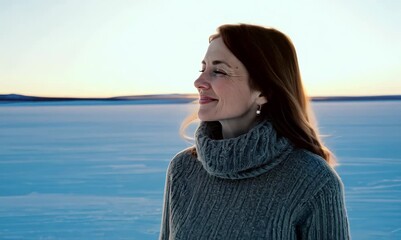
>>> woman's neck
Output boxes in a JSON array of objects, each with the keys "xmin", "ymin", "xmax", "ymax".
[{"xmin": 220, "ymin": 115, "xmax": 259, "ymax": 139}]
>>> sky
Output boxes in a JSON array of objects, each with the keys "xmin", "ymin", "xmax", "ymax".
[{"xmin": 0, "ymin": 0, "xmax": 400, "ymax": 97}]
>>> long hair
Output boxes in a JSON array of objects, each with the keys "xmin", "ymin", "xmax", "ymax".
[{"xmin": 183, "ymin": 23, "xmax": 335, "ymax": 166}]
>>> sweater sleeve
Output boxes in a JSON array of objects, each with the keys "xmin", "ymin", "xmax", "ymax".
[
  {"xmin": 159, "ymin": 166, "xmax": 172, "ymax": 240},
  {"xmin": 298, "ymin": 177, "xmax": 350, "ymax": 239}
]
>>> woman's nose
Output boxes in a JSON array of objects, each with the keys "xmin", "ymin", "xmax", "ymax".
[{"xmin": 194, "ymin": 73, "xmax": 210, "ymax": 91}]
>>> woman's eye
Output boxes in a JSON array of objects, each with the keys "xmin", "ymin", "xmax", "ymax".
[
  {"xmin": 213, "ymin": 70, "xmax": 227, "ymax": 75},
  {"xmin": 198, "ymin": 68, "xmax": 227, "ymax": 76}
]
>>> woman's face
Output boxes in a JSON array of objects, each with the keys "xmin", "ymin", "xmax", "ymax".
[{"xmin": 194, "ymin": 37, "xmax": 265, "ymax": 124}]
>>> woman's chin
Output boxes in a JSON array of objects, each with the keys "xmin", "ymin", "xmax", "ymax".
[{"xmin": 197, "ymin": 112, "xmax": 218, "ymax": 122}]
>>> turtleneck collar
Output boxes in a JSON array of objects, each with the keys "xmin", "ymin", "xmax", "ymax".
[{"xmin": 195, "ymin": 120, "xmax": 293, "ymax": 180}]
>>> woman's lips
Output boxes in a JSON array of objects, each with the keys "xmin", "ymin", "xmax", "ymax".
[{"xmin": 199, "ymin": 96, "xmax": 218, "ymax": 104}]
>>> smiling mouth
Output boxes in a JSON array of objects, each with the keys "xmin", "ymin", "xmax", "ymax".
[{"xmin": 199, "ymin": 96, "xmax": 218, "ymax": 104}]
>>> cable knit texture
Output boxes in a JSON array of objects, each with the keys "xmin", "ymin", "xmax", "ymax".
[
  {"xmin": 159, "ymin": 121, "xmax": 350, "ymax": 240},
  {"xmin": 195, "ymin": 121, "xmax": 294, "ymax": 179}
]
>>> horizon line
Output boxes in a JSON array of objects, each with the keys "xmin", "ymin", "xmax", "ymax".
[
  {"xmin": 1, "ymin": 93, "xmax": 401, "ymax": 104},
  {"xmin": 1, "ymin": 93, "xmax": 401, "ymax": 99}
]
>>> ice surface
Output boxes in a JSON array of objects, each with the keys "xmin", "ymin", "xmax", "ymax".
[{"xmin": 0, "ymin": 101, "xmax": 400, "ymax": 239}]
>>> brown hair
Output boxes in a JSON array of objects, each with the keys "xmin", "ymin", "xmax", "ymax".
[{"xmin": 183, "ymin": 23, "xmax": 335, "ymax": 166}]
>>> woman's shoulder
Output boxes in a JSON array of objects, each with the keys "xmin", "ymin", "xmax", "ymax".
[
  {"xmin": 285, "ymin": 148, "xmax": 344, "ymax": 194},
  {"xmin": 166, "ymin": 146, "xmax": 199, "ymax": 177},
  {"xmin": 170, "ymin": 146, "xmax": 197, "ymax": 165}
]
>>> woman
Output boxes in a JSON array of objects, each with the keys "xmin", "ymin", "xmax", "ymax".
[{"xmin": 159, "ymin": 24, "xmax": 350, "ymax": 239}]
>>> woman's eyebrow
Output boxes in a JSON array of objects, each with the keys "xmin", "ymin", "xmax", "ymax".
[{"xmin": 201, "ymin": 60, "xmax": 232, "ymax": 68}]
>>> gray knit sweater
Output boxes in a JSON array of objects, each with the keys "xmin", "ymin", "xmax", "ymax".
[{"xmin": 159, "ymin": 121, "xmax": 350, "ymax": 239}]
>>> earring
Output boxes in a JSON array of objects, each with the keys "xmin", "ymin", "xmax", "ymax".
[{"xmin": 256, "ymin": 105, "xmax": 261, "ymax": 116}]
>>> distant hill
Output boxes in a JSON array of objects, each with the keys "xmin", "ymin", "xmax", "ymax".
[
  {"xmin": 110, "ymin": 94, "xmax": 198, "ymax": 100},
  {"xmin": 0, "ymin": 94, "xmax": 106, "ymax": 101},
  {"xmin": 0, "ymin": 93, "xmax": 400, "ymax": 104},
  {"xmin": 311, "ymin": 95, "xmax": 401, "ymax": 101},
  {"xmin": 0, "ymin": 94, "xmax": 198, "ymax": 104}
]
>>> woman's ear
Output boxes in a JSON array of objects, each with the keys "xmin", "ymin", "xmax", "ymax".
[{"xmin": 256, "ymin": 92, "xmax": 268, "ymax": 105}]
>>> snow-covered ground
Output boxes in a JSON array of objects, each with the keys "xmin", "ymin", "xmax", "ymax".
[{"xmin": 0, "ymin": 101, "xmax": 400, "ymax": 239}]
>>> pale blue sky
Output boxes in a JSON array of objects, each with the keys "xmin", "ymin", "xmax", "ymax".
[{"xmin": 0, "ymin": 0, "xmax": 400, "ymax": 97}]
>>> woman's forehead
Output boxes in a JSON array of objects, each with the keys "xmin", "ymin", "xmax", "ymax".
[{"xmin": 203, "ymin": 38, "xmax": 240, "ymax": 67}]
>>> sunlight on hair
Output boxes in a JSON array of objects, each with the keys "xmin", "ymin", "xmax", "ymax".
[
  {"xmin": 306, "ymin": 96, "xmax": 337, "ymax": 167},
  {"xmin": 179, "ymin": 108, "xmax": 199, "ymax": 143}
]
